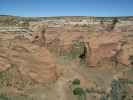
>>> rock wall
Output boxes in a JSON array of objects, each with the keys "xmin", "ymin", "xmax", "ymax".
[
  {"xmin": 0, "ymin": 37, "xmax": 57, "ymax": 84},
  {"xmin": 29, "ymin": 22, "xmax": 133, "ymax": 68},
  {"xmin": 86, "ymin": 32, "xmax": 123, "ymax": 67}
]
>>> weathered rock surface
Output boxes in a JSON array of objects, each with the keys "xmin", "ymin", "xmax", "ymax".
[
  {"xmin": 29, "ymin": 22, "xmax": 133, "ymax": 68},
  {"xmin": 0, "ymin": 56, "xmax": 11, "ymax": 72},
  {"xmin": 0, "ymin": 16, "xmax": 133, "ymax": 100},
  {"xmin": 0, "ymin": 36, "xmax": 57, "ymax": 84},
  {"xmin": 117, "ymin": 43, "xmax": 133, "ymax": 65},
  {"xmin": 86, "ymin": 32, "xmax": 123, "ymax": 66}
]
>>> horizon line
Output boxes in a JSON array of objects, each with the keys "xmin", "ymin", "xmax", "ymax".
[{"xmin": 0, "ymin": 14, "xmax": 133, "ymax": 18}]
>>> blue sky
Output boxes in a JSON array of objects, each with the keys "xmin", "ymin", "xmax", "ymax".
[{"xmin": 0, "ymin": 0, "xmax": 133, "ymax": 17}]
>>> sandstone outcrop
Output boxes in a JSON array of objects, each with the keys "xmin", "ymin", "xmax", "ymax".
[
  {"xmin": 117, "ymin": 34, "xmax": 133, "ymax": 65},
  {"xmin": 29, "ymin": 23, "xmax": 48, "ymax": 46},
  {"xmin": 29, "ymin": 22, "xmax": 133, "ymax": 68},
  {"xmin": 0, "ymin": 56, "xmax": 11, "ymax": 72},
  {"xmin": 0, "ymin": 36, "xmax": 57, "ymax": 84},
  {"xmin": 86, "ymin": 32, "xmax": 123, "ymax": 67}
]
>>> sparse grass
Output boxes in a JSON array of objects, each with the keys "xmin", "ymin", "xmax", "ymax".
[
  {"xmin": 0, "ymin": 94, "xmax": 9, "ymax": 100},
  {"xmin": 57, "ymin": 55, "xmax": 73, "ymax": 64},
  {"xmin": 0, "ymin": 94, "xmax": 34, "ymax": 100},
  {"xmin": 0, "ymin": 64, "xmax": 34, "ymax": 90}
]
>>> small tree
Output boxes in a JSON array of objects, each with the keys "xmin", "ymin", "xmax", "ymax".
[
  {"xmin": 72, "ymin": 79, "xmax": 80, "ymax": 85},
  {"xmin": 73, "ymin": 87, "xmax": 86, "ymax": 100},
  {"xmin": 71, "ymin": 79, "xmax": 86, "ymax": 100},
  {"xmin": 0, "ymin": 94, "xmax": 9, "ymax": 100},
  {"xmin": 112, "ymin": 17, "xmax": 118, "ymax": 25}
]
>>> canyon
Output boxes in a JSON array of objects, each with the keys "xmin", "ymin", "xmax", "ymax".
[{"xmin": 0, "ymin": 16, "xmax": 133, "ymax": 100}]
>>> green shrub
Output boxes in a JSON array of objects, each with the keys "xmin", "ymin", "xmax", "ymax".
[
  {"xmin": 0, "ymin": 94, "xmax": 9, "ymax": 100},
  {"xmin": 72, "ymin": 79, "xmax": 80, "ymax": 85},
  {"xmin": 73, "ymin": 87, "xmax": 86, "ymax": 100},
  {"xmin": 73, "ymin": 87, "xmax": 84, "ymax": 95}
]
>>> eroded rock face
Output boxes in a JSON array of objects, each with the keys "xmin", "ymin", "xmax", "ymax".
[
  {"xmin": 117, "ymin": 40, "xmax": 133, "ymax": 65},
  {"xmin": 59, "ymin": 32, "xmax": 87, "ymax": 56},
  {"xmin": 0, "ymin": 37, "xmax": 57, "ymax": 84},
  {"xmin": 27, "ymin": 47, "xmax": 57, "ymax": 83},
  {"xmin": 28, "ymin": 22, "xmax": 133, "ymax": 69},
  {"xmin": 0, "ymin": 56, "xmax": 11, "ymax": 72},
  {"xmin": 30, "ymin": 23, "xmax": 89, "ymax": 57},
  {"xmin": 86, "ymin": 32, "xmax": 123, "ymax": 67},
  {"xmin": 29, "ymin": 23, "xmax": 48, "ymax": 47},
  {"xmin": 29, "ymin": 22, "xmax": 133, "ymax": 69}
]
